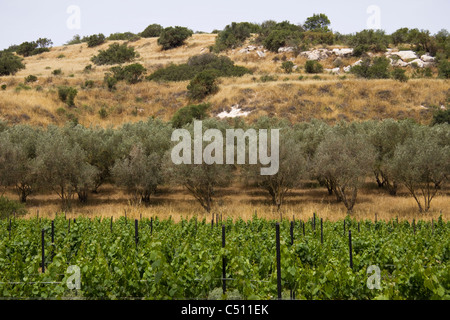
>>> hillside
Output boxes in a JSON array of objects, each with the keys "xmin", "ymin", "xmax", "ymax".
[{"xmin": 0, "ymin": 33, "xmax": 448, "ymax": 127}]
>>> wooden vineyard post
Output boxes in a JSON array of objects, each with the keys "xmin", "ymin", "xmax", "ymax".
[
  {"xmin": 290, "ymin": 221, "xmax": 294, "ymax": 245},
  {"xmin": 313, "ymin": 213, "xmax": 316, "ymax": 232},
  {"xmin": 8, "ymin": 218, "xmax": 11, "ymax": 239},
  {"xmin": 302, "ymin": 220, "xmax": 305, "ymax": 237},
  {"xmin": 413, "ymin": 219, "xmax": 416, "ymax": 235},
  {"xmin": 222, "ymin": 225, "xmax": 226, "ymax": 295},
  {"xmin": 51, "ymin": 220, "xmax": 55, "ymax": 262},
  {"xmin": 124, "ymin": 209, "xmax": 127, "ymax": 225},
  {"xmin": 358, "ymin": 222, "xmax": 360, "ymax": 233},
  {"xmin": 135, "ymin": 219, "xmax": 139, "ymax": 248},
  {"xmin": 68, "ymin": 219, "xmax": 71, "ymax": 233},
  {"xmin": 150, "ymin": 217, "xmax": 153, "ymax": 235},
  {"xmin": 348, "ymin": 230, "xmax": 353, "ymax": 270},
  {"xmin": 41, "ymin": 229, "xmax": 45, "ymax": 273},
  {"xmin": 110, "ymin": 216, "xmax": 113, "ymax": 232},
  {"xmin": 320, "ymin": 218, "xmax": 323, "ymax": 245},
  {"xmin": 275, "ymin": 223, "xmax": 282, "ymax": 300},
  {"xmin": 211, "ymin": 218, "xmax": 214, "ymax": 230}
]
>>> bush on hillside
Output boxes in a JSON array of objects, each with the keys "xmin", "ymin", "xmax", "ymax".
[
  {"xmin": 305, "ymin": 60, "xmax": 323, "ymax": 74},
  {"xmin": 0, "ymin": 51, "xmax": 25, "ymax": 76},
  {"xmin": 110, "ymin": 63, "xmax": 147, "ymax": 84},
  {"xmin": 16, "ymin": 38, "xmax": 52, "ymax": 57},
  {"xmin": 391, "ymin": 68, "xmax": 408, "ymax": 82},
  {"xmin": 91, "ymin": 43, "xmax": 138, "ymax": 65},
  {"xmin": 171, "ymin": 103, "xmax": 210, "ymax": 128},
  {"xmin": 141, "ymin": 24, "xmax": 164, "ymax": 38},
  {"xmin": 58, "ymin": 86, "xmax": 78, "ymax": 107},
  {"xmin": 86, "ymin": 34, "xmax": 106, "ymax": 47},
  {"xmin": 351, "ymin": 57, "xmax": 390, "ymax": 79},
  {"xmin": 187, "ymin": 70, "xmax": 220, "ymax": 101},
  {"xmin": 157, "ymin": 26, "xmax": 193, "ymax": 50},
  {"xmin": 107, "ymin": 32, "xmax": 140, "ymax": 42},
  {"xmin": 213, "ymin": 22, "xmax": 260, "ymax": 52},
  {"xmin": 147, "ymin": 53, "xmax": 251, "ymax": 82},
  {"xmin": 350, "ymin": 29, "xmax": 389, "ymax": 56}
]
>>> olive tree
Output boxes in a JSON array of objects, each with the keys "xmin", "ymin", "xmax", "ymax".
[
  {"xmin": 112, "ymin": 119, "xmax": 172, "ymax": 204},
  {"xmin": 244, "ymin": 118, "xmax": 307, "ymax": 211},
  {"xmin": 35, "ymin": 126, "xmax": 98, "ymax": 209},
  {"xmin": 163, "ymin": 119, "xmax": 233, "ymax": 214},
  {"xmin": 365, "ymin": 119, "xmax": 416, "ymax": 195},
  {"xmin": 387, "ymin": 125, "xmax": 450, "ymax": 212},
  {"xmin": 313, "ymin": 126, "xmax": 376, "ymax": 213}
]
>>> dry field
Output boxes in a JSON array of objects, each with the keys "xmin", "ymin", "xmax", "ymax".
[{"xmin": 3, "ymin": 181, "xmax": 448, "ymax": 223}]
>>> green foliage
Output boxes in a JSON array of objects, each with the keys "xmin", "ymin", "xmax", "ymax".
[
  {"xmin": 66, "ymin": 34, "xmax": 82, "ymax": 45},
  {"xmin": 259, "ymin": 74, "xmax": 277, "ymax": 82},
  {"xmin": 438, "ymin": 59, "xmax": 450, "ymax": 79},
  {"xmin": 1, "ymin": 85, "xmax": 6, "ymax": 90},
  {"xmin": 86, "ymin": 34, "xmax": 106, "ymax": 48},
  {"xmin": 213, "ymin": 22, "xmax": 260, "ymax": 52},
  {"xmin": 0, "ymin": 196, "xmax": 27, "ymax": 219},
  {"xmin": 432, "ymin": 109, "xmax": 450, "ymax": 125},
  {"xmin": 141, "ymin": 24, "xmax": 164, "ymax": 38},
  {"xmin": 187, "ymin": 70, "xmax": 219, "ymax": 101},
  {"xmin": 305, "ymin": 60, "xmax": 323, "ymax": 74},
  {"xmin": 171, "ymin": 103, "xmax": 210, "ymax": 128},
  {"xmin": 157, "ymin": 26, "xmax": 193, "ymax": 50},
  {"xmin": 107, "ymin": 32, "xmax": 140, "ymax": 42},
  {"xmin": 263, "ymin": 29, "xmax": 302, "ymax": 52},
  {"xmin": 281, "ymin": 61, "xmax": 295, "ymax": 73},
  {"xmin": 0, "ymin": 51, "xmax": 25, "ymax": 76},
  {"xmin": 303, "ymin": 13, "xmax": 331, "ymax": 32},
  {"xmin": 24, "ymin": 75, "xmax": 38, "ymax": 83},
  {"xmin": 104, "ymin": 75, "xmax": 118, "ymax": 91},
  {"xmin": 52, "ymin": 68, "xmax": 63, "ymax": 76},
  {"xmin": 391, "ymin": 68, "xmax": 408, "ymax": 82},
  {"xmin": 351, "ymin": 57, "xmax": 390, "ymax": 79},
  {"xmin": 147, "ymin": 53, "xmax": 251, "ymax": 82},
  {"xmin": 350, "ymin": 30, "xmax": 389, "ymax": 56},
  {"xmin": 83, "ymin": 80, "xmax": 95, "ymax": 89},
  {"xmin": 109, "ymin": 63, "xmax": 147, "ymax": 84},
  {"xmin": 16, "ymin": 38, "xmax": 52, "ymax": 57},
  {"xmin": 91, "ymin": 43, "xmax": 138, "ymax": 65},
  {"xmin": 98, "ymin": 107, "xmax": 108, "ymax": 119},
  {"xmin": 58, "ymin": 86, "xmax": 78, "ymax": 107}
]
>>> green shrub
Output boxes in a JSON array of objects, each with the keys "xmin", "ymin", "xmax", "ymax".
[
  {"xmin": 438, "ymin": 60, "xmax": 450, "ymax": 79},
  {"xmin": 107, "ymin": 32, "xmax": 140, "ymax": 41},
  {"xmin": 110, "ymin": 63, "xmax": 147, "ymax": 84},
  {"xmin": 24, "ymin": 75, "xmax": 38, "ymax": 83},
  {"xmin": 58, "ymin": 86, "xmax": 78, "ymax": 106},
  {"xmin": 187, "ymin": 70, "xmax": 219, "ymax": 101},
  {"xmin": 213, "ymin": 22, "xmax": 259, "ymax": 52},
  {"xmin": 98, "ymin": 107, "xmax": 108, "ymax": 119},
  {"xmin": 84, "ymin": 80, "xmax": 95, "ymax": 88},
  {"xmin": 305, "ymin": 60, "xmax": 323, "ymax": 73},
  {"xmin": 158, "ymin": 26, "xmax": 193, "ymax": 50},
  {"xmin": 260, "ymin": 74, "xmax": 277, "ymax": 82},
  {"xmin": 83, "ymin": 64, "xmax": 93, "ymax": 73},
  {"xmin": 350, "ymin": 29, "xmax": 389, "ymax": 56},
  {"xmin": 304, "ymin": 13, "xmax": 331, "ymax": 32},
  {"xmin": 147, "ymin": 53, "xmax": 251, "ymax": 82},
  {"xmin": 57, "ymin": 54, "xmax": 65, "ymax": 59},
  {"xmin": 263, "ymin": 29, "xmax": 302, "ymax": 52},
  {"xmin": 0, "ymin": 196, "xmax": 27, "ymax": 219},
  {"xmin": 171, "ymin": 103, "xmax": 210, "ymax": 128},
  {"xmin": 350, "ymin": 57, "xmax": 390, "ymax": 79},
  {"xmin": 52, "ymin": 68, "xmax": 63, "ymax": 76},
  {"xmin": 392, "ymin": 68, "xmax": 408, "ymax": 82},
  {"xmin": 86, "ymin": 34, "xmax": 106, "ymax": 47},
  {"xmin": 431, "ymin": 108, "xmax": 450, "ymax": 125},
  {"xmin": 141, "ymin": 24, "xmax": 164, "ymax": 38},
  {"xmin": 0, "ymin": 51, "xmax": 25, "ymax": 76},
  {"xmin": 104, "ymin": 75, "xmax": 118, "ymax": 91},
  {"xmin": 91, "ymin": 43, "xmax": 138, "ymax": 65},
  {"xmin": 16, "ymin": 38, "xmax": 52, "ymax": 57},
  {"xmin": 281, "ymin": 61, "xmax": 295, "ymax": 73},
  {"xmin": 1, "ymin": 84, "xmax": 6, "ymax": 90}
]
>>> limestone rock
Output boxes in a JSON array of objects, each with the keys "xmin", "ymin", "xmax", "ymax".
[
  {"xmin": 391, "ymin": 50, "xmax": 418, "ymax": 60},
  {"xmin": 421, "ymin": 54, "xmax": 435, "ymax": 62}
]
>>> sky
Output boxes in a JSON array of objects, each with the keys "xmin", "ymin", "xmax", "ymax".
[{"xmin": 0, "ymin": 0, "xmax": 449, "ymax": 50}]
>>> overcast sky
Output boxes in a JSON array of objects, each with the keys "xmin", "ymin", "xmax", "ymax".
[{"xmin": 1, "ymin": 0, "xmax": 449, "ymax": 50}]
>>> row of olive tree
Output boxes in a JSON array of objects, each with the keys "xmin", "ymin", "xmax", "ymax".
[{"xmin": 0, "ymin": 118, "xmax": 448, "ymax": 213}]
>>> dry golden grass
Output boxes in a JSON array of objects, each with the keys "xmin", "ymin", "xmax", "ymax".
[
  {"xmin": 5, "ymin": 181, "xmax": 448, "ymax": 223},
  {"xmin": 0, "ymin": 34, "xmax": 448, "ymax": 127}
]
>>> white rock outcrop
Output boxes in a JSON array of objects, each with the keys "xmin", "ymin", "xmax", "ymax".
[
  {"xmin": 217, "ymin": 105, "xmax": 252, "ymax": 119},
  {"xmin": 390, "ymin": 50, "xmax": 418, "ymax": 60},
  {"xmin": 420, "ymin": 54, "xmax": 435, "ymax": 62},
  {"xmin": 278, "ymin": 47, "xmax": 295, "ymax": 53},
  {"xmin": 324, "ymin": 67, "xmax": 340, "ymax": 74},
  {"xmin": 331, "ymin": 48, "xmax": 354, "ymax": 57}
]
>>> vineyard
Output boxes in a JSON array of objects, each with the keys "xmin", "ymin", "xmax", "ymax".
[{"xmin": 0, "ymin": 214, "xmax": 449, "ymax": 300}]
